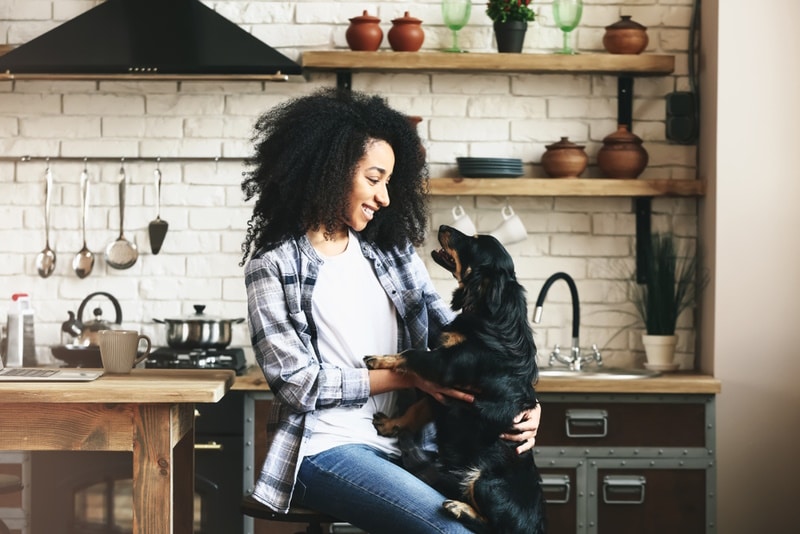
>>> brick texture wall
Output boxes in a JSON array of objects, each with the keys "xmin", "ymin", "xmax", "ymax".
[{"xmin": 0, "ymin": 1, "xmax": 699, "ymax": 373}]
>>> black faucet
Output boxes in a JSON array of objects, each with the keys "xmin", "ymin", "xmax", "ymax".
[{"xmin": 533, "ymin": 272, "xmax": 602, "ymax": 370}]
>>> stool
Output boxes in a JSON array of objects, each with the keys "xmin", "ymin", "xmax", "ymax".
[
  {"xmin": 241, "ymin": 494, "xmax": 339, "ymax": 534},
  {"xmin": 0, "ymin": 474, "xmax": 23, "ymax": 534}
]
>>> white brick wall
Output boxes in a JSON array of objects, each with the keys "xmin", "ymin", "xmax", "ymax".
[{"xmin": 0, "ymin": 1, "xmax": 699, "ymax": 371}]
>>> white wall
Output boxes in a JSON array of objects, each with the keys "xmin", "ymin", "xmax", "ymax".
[
  {"xmin": 0, "ymin": 1, "xmax": 699, "ymax": 371},
  {"xmin": 702, "ymin": 0, "xmax": 800, "ymax": 532}
]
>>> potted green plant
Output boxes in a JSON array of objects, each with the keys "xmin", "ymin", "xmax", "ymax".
[
  {"xmin": 486, "ymin": 0, "xmax": 536, "ymax": 53},
  {"xmin": 632, "ymin": 232, "xmax": 707, "ymax": 369}
]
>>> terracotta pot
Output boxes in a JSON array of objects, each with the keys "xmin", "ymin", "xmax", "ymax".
[
  {"xmin": 346, "ymin": 11, "xmax": 383, "ymax": 51},
  {"xmin": 541, "ymin": 137, "xmax": 588, "ymax": 178},
  {"xmin": 597, "ymin": 125, "xmax": 649, "ymax": 178},
  {"xmin": 603, "ymin": 15, "xmax": 649, "ymax": 55},
  {"xmin": 388, "ymin": 12, "xmax": 424, "ymax": 52},
  {"xmin": 406, "ymin": 115, "xmax": 426, "ymax": 158}
]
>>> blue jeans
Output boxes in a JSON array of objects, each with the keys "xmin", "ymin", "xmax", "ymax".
[{"xmin": 294, "ymin": 444, "xmax": 473, "ymax": 534}]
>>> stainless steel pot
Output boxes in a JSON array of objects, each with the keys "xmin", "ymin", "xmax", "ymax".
[{"xmin": 154, "ymin": 305, "xmax": 245, "ymax": 349}]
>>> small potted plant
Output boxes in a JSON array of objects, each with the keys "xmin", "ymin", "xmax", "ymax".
[
  {"xmin": 632, "ymin": 232, "xmax": 707, "ymax": 369},
  {"xmin": 486, "ymin": 0, "xmax": 536, "ymax": 53}
]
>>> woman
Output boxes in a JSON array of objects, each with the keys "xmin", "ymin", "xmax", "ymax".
[{"xmin": 241, "ymin": 88, "xmax": 540, "ymax": 533}]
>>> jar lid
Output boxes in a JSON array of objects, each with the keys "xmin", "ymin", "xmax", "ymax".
[
  {"xmin": 350, "ymin": 10, "xmax": 380, "ymax": 23},
  {"xmin": 603, "ymin": 125, "xmax": 644, "ymax": 144},
  {"xmin": 545, "ymin": 136, "xmax": 585, "ymax": 150},
  {"xmin": 606, "ymin": 15, "xmax": 647, "ymax": 31},
  {"xmin": 392, "ymin": 11, "xmax": 422, "ymax": 24}
]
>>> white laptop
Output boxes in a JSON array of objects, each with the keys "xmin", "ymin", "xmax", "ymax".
[{"xmin": 0, "ymin": 357, "xmax": 103, "ymax": 382}]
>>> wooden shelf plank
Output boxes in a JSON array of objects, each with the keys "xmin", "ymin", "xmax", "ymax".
[
  {"xmin": 302, "ymin": 51, "xmax": 675, "ymax": 75},
  {"xmin": 0, "ymin": 72, "xmax": 292, "ymax": 82},
  {"xmin": 427, "ymin": 178, "xmax": 705, "ymax": 197}
]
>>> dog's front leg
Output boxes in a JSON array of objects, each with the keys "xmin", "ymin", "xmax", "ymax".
[
  {"xmin": 372, "ymin": 397, "xmax": 433, "ymax": 437},
  {"xmin": 363, "ymin": 352, "xmax": 409, "ymax": 372}
]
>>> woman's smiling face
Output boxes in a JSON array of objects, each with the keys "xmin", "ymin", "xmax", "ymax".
[{"xmin": 344, "ymin": 139, "xmax": 395, "ymax": 232}]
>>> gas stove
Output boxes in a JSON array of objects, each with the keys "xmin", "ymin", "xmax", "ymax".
[{"xmin": 145, "ymin": 346, "xmax": 247, "ymax": 375}]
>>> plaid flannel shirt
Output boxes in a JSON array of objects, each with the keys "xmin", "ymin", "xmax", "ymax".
[{"xmin": 245, "ymin": 232, "xmax": 454, "ymax": 512}]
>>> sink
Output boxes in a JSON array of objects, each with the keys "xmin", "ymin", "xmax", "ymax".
[{"xmin": 538, "ymin": 367, "xmax": 661, "ymax": 380}]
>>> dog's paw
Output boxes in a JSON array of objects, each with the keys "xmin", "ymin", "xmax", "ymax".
[
  {"xmin": 443, "ymin": 500, "xmax": 479, "ymax": 521},
  {"xmin": 372, "ymin": 412, "xmax": 400, "ymax": 437},
  {"xmin": 363, "ymin": 354, "xmax": 406, "ymax": 371}
]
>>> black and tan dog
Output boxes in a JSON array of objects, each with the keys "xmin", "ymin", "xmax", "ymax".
[{"xmin": 364, "ymin": 225, "xmax": 546, "ymax": 534}]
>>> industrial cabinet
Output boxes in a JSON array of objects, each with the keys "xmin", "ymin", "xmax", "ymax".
[{"xmin": 535, "ymin": 393, "xmax": 716, "ymax": 533}]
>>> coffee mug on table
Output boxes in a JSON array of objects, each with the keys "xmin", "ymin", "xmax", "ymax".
[
  {"xmin": 451, "ymin": 204, "xmax": 477, "ymax": 236},
  {"xmin": 489, "ymin": 205, "xmax": 527, "ymax": 245},
  {"xmin": 98, "ymin": 330, "xmax": 152, "ymax": 374}
]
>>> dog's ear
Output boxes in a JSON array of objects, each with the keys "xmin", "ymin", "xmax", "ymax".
[{"xmin": 479, "ymin": 270, "xmax": 511, "ymax": 316}]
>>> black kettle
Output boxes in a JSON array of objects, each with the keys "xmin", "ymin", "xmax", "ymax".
[{"xmin": 61, "ymin": 292, "xmax": 123, "ymax": 347}]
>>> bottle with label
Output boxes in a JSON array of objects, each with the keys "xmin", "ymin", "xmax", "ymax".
[{"xmin": 5, "ymin": 293, "xmax": 37, "ymax": 367}]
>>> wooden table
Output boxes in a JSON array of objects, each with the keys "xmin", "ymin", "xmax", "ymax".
[{"xmin": 0, "ymin": 369, "xmax": 235, "ymax": 534}]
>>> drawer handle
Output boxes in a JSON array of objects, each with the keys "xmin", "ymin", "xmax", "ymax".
[
  {"xmin": 541, "ymin": 474, "xmax": 571, "ymax": 504},
  {"xmin": 602, "ymin": 475, "xmax": 646, "ymax": 505},
  {"xmin": 565, "ymin": 409, "xmax": 608, "ymax": 438},
  {"xmin": 194, "ymin": 441, "xmax": 223, "ymax": 451}
]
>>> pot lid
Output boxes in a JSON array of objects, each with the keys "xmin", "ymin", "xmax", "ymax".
[
  {"xmin": 350, "ymin": 10, "xmax": 380, "ymax": 23},
  {"xmin": 158, "ymin": 304, "xmax": 245, "ymax": 322},
  {"xmin": 545, "ymin": 136, "xmax": 585, "ymax": 150},
  {"xmin": 392, "ymin": 12, "xmax": 422, "ymax": 24},
  {"xmin": 603, "ymin": 125, "xmax": 644, "ymax": 144},
  {"xmin": 605, "ymin": 15, "xmax": 647, "ymax": 31}
]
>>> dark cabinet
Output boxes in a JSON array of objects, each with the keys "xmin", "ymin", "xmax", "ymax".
[{"xmin": 535, "ymin": 393, "xmax": 716, "ymax": 533}]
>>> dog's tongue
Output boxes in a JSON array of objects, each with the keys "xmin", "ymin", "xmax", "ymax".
[{"xmin": 431, "ymin": 248, "xmax": 456, "ymax": 272}]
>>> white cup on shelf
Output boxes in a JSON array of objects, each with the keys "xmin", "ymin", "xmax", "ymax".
[
  {"xmin": 450, "ymin": 203, "xmax": 477, "ymax": 236},
  {"xmin": 489, "ymin": 204, "xmax": 527, "ymax": 245}
]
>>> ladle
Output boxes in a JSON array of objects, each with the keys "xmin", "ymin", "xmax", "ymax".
[
  {"xmin": 35, "ymin": 162, "xmax": 56, "ymax": 278},
  {"xmin": 72, "ymin": 163, "xmax": 94, "ymax": 278},
  {"xmin": 104, "ymin": 162, "xmax": 139, "ymax": 269}
]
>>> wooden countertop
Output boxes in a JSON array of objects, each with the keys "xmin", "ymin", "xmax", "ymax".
[
  {"xmin": 233, "ymin": 367, "xmax": 720, "ymax": 395},
  {"xmin": 0, "ymin": 369, "xmax": 235, "ymax": 403}
]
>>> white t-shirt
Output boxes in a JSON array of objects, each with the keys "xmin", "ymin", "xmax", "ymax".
[{"xmin": 304, "ymin": 231, "xmax": 401, "ymax": 458}]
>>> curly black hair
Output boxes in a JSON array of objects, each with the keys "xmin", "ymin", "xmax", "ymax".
[{"xmin": 240, "ymin": 88, "xmax": 429, "ymax": 264}]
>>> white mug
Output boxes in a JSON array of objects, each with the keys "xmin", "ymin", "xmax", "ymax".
[
  {"xmin": 489, "ymin": 205, "xmax": 527, "ymax": 245},
  {"xmin": 98, "ymin": 330, "xmax": 151, "ymax": 374},
  {"xmin": 451, "ymin": 204, "xmax": 477, "ymax": 236}
]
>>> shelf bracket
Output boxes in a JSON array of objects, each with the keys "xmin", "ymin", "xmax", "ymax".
[
  {"xmin": 336, "ymin": 70, "xmax": 352, "ymax": 91},
  {"xmin": 617, "ymin": 76, "xmax": 633, "ymax": 130},
  {"xmin": 635, "ymin": 197, "xmax": 652, "ymax": 284}
]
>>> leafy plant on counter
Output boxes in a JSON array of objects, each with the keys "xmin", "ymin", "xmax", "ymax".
[
  {"xmin": 486, "ymin": 0, "xmax": 537, "ymax": 23},
  {"xmin": 632, "ymin": 233, "xmax": 708, "ymax": 335}
]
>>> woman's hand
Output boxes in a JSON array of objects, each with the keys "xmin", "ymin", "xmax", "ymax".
[
  {"xmin": 501, "ymin": 403, "xmax": 542, "ymax": 454},
  {"xmin": 410, "ymin": 372, "xmax": 475, "ymax": 404}
]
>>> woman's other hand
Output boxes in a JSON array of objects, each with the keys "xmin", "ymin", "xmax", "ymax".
[{"xmin": 501, "ymin": 403, "xmax": 542, "ymax": 454}]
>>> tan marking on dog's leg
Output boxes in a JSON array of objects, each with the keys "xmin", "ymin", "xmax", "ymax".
[
  {"xmin": 443, "ymin": 500, "xmax": 483, "ymax": 523},
  {"xmin": 440, "ymin": 331, "xmax": 466, "ymax": 347},
  {"xmin": 461, "ymin": 467, "xmax": 483, "ymax": 513},
  {"xmin": 363, "ymin": 353, "xmax": 406, "ymax": 370},
  {"xmin": 372, "ymin": 398, "xmax": 433, "ymax": 437}
]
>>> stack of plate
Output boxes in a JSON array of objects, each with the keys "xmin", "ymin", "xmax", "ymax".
[{"xmin": 456, "ymin": 157, "xmax": 524, "ymax": 178}]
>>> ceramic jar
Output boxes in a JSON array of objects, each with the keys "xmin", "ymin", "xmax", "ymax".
[
  {"xmin": 541, "ymin": 137, "xmax": 588, "ymax": 178},
  {"xmin": 388, "ymin": 12, "xmax": 424, "ymax": 52},
  {"xmin": 346, "ymin": 11, "xmax": 383, "ymax": 51},
  {"xmin": 603, "ymin": 15, "xmax": 649, "ymax": 55},
  {"xmin": 597, "ymin": 125, "xmax": 649, "ymax": 178}
]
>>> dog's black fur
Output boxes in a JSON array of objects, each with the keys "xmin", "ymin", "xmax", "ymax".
[{"xmin": 364, "ymin": 225, "xmax": 546, "ymax": 534}]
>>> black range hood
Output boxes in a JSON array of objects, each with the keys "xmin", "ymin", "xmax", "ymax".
[{"xmin": 0, "ymin": 0, "xmax": 302, "ymax": 78}]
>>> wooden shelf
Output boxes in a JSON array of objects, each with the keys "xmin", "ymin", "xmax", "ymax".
[
  {"xmin": 302, "ymin": 51, "xmax": 675, "ymax": 75},
  {"xmin": 427, "ymin": 178, "xmax": 704, "ymax": 197},
  {"xmin": 0, "ymin": 72, "xmax": 293, "ymax": 82}
]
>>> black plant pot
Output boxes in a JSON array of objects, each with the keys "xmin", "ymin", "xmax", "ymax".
[{"xmin": 493, "ymin": 20, "xmax": 528, "ymax": 53}]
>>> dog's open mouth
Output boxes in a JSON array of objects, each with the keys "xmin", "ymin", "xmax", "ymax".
[{"xmin": 431, "ymin": 248, "xmax": 457, "ymax": 273}]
